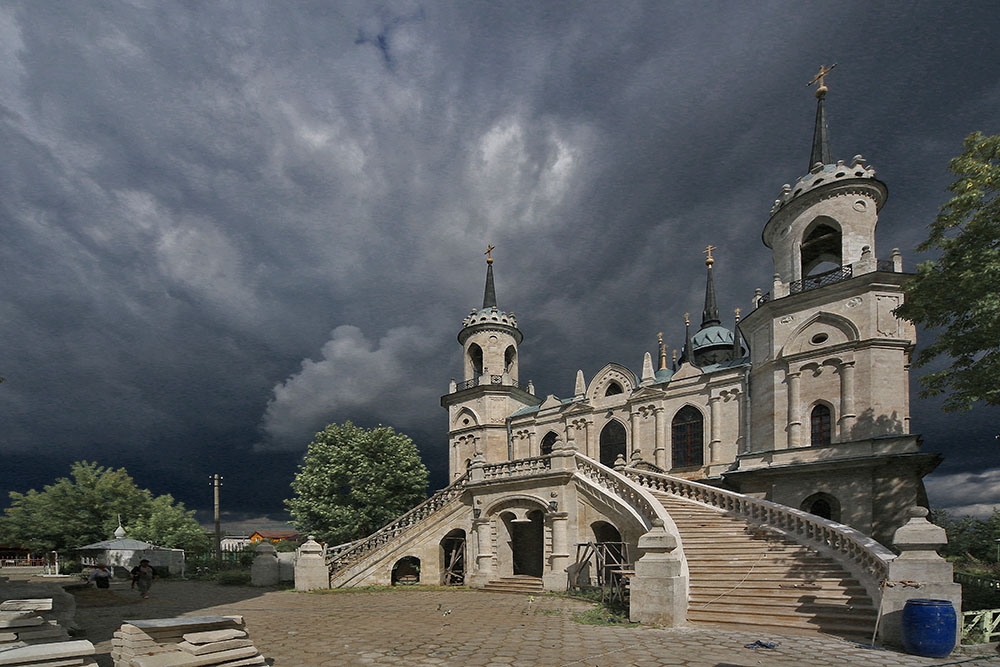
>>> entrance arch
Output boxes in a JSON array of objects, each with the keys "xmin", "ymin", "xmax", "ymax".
[
  {"xmin": 800, "ymin": 492, "xmax": 841, "ymax": 522},
  {"xmin": 440, "ymin": 529, "xmax": 466, "ymax": 586},
  {"xmin": 500, "ymin": 509, "xmax": 544, "ymax": 577},
  {"xmin": 599, "ymin": 420, "xmax": 627, "ymax": 468},
  {"xmin": 391, "ymin": 556, "xmax": 420, "ymax": 585}
]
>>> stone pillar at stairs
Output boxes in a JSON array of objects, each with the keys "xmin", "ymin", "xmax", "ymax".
[
  {"xmin": 629, "ymin": 519, "xmax": 687, "ymax": 626},
  {"xmin": 250, "ymin": 542, "xmax": 279, "ymax": 587},
  {"xmin": 544, "ymin": 511, "xmax": 570, "ymax": 592},
  {"xmin": 294, "ymin": 536, "xmax": 329, "ymax": 591},
  {"xmin": 470, "ymin": 516, "xmax": 494, "ymax": 587},
  {"xmin": 878, "ymin": 506, "xmax": 962, "ymax": 649}
]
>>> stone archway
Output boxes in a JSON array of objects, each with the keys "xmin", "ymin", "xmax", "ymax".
[
  {"xmin": 440, "ymin": 529, "xmax": 466, "ymax": 586},
  {"xmin": 500, "ymin": 510, "xmax": 544, "ymax": 578},
  {"xmin": 391, "ymin": 556, "xmax": 420, "ymax": 585},
  {"xmin": 599, "ymin": 420, "xmax": 627, "ymax": 468},
  {"xmin": 800, "ymin": 492, "xmax": 841, "ymax": 522}
]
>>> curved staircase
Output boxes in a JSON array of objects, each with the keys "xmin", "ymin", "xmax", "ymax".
[{"xmin": 654, "ymin": 492, "xmax": 878, "ymax": 639}]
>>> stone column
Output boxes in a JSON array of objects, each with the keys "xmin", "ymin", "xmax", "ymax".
[
  {"xmin": 629, "ymin": 409, "xmax": 640, "ymax": 458},
  {"xmin": 544, "ymin": 511, "xmax": 570, "ymax": 592},
  {"xmin": 294, "ymin": 536, "xmax": 328, "ymax": 591},
  {"xmin": 250, "ymin": 542, "xmax": 279, "ymax": 587},
  {"xmin": 653, "ymin": 407, "xmax": 666, "ymax": 469},
  {"xmin": 663, "ymin": 411, "xmax": 673, "ymax": 470},
  {"xmin": 786, "ymin": 370, "xmax": 802, "ymax": 448},
  {"xmin": 527, "ymin": 430, "xmax": 537, "ymax": 458},
  {"xmin": 629, "ymin": 520, "xmax": 687, "ymax": 626},
  {"xmin": 709, "ymin": 396, "xmax": 722, "ymax": 462},
  {"xmin": 903, "ymin": 362, "xmax": 911, "ymax": 434},
  {"xmin": 878, "ymin": 507, "xmax": 962, "ymax": 649},
  {"xmin": 471, "ymin": 517, "xmax": 494, "ymax": 586},
  {"xmin": 838, "ymin": 361, "xmax": 857, "ymax": 439},
  {"xmin": 583, "ymin": 420, "xmax": 593, "ymax": 459}
]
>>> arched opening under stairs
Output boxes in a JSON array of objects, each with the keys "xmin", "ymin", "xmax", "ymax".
[
  {"xmin": 391, "ymin": 556, "xmax": 420, "ymax": 585},
  {"xmin": 599, "ymin": 420, "xmax": 627, "ymax": 468},
  {"xmin": 440, "ymin": 529, "xmax": 466, "ymax": 586}
]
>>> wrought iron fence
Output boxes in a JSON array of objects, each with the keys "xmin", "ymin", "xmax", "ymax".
[{"xmin": 789, "ymin": 266, "xmax": 853, "ymax": 295}]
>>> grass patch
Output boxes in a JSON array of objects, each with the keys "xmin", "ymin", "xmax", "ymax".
[
  {"xmin": 573, "ymin": 603, "xmax": 638, "ymax": 627},
  {"xmin": 215, "ymin": 571, "xmax": 251, "ymax": 586}
]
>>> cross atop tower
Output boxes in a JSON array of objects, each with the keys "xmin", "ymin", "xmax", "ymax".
[
  {"xmin": 485, "ymin": 244, "xmax": 495, "ymax": 264},
  {"xmin": 704, "ymin": 244, "xmax": 716, "ymax": 266},
  {"xmin": 808, "ymin": 63, "xmax": 837, "ymax": 98}
]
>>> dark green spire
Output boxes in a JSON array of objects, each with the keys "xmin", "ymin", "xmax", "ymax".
[
  {"xmin": 482, "ymin": 262, "xmax": 497, "ymax": 309},
  {"xmin": 809, "ymin": 94, "xmax": 832, "ymax": 170},
  {"xmin": 701, "ymin": 254, "xmax": 720, "ymax": 328}
]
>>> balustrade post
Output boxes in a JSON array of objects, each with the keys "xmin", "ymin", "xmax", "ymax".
[{"xmin": 629, "ymin": 519, "xmax": 687, "ymax": 626}]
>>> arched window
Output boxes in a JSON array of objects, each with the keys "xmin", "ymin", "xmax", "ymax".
[
  {"xmin": 468, "ymin": 343, "xmax": 484, "ymax": 380},
  {"xmin": 604, "ymin": 382, "xmax": 623, "ymax": 396},
  {"xmin": 671, "ymin": 406, "xmax": 703, "ymax": 468},
  {"xmin": 540, "ymin": 431, "xmax": 557, "ymax": 456},
  {"xmin": 504, "ymin": 346, "xmax": 517, "ymax": 375},
  {"xmin": 599, "ymin": 420, "xmax": 627, "ymax": 468},
  {"xmin": 800, "ymin": 492, "xmax": 841, "ymax": 522},
  {"xmin": 801, "ymin": 219, "xmax": 842, "ymax": 276},
  {"xmin": 810, "ymin": 404, "xmax": 832, "ymax": 446}
]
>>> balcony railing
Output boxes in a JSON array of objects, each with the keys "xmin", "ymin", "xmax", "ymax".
[
  {"xmin": 789, "ymin": 265, "xmax": 853, "ymax": 295},
  {"xmin": 453, "ymin": 377, "xmax": 531, "ymax": 393}
]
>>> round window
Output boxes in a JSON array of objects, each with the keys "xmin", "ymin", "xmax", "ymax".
[{"xmin": 810, "ymin": 333, "xmax": 829, "ymax": 345}]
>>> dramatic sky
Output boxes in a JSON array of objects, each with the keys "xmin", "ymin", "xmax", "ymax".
[{"xmin": 1, "ymin": 2, "xmax": 998, "ymax": 531}]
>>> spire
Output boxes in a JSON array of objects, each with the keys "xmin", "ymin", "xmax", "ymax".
[
  {"xmin": 701, "ymin": 245, "xmax": 720, "ymax": 328},
  {"xmin": 807, "ymin": 64, "xmax": 836, "ymax": 170},
  {"xmin": 658, "ymin": 332, "xmax": 667, "ymax": 371},
  {"xmin": 482, "ymin": 244, "xmax": 497, "ymax": 309},
  {"xmin": 683, "ymin": 313, "xmax": 697, "ymax": 368},
  {"xmin": 733, "ymin": 308, "xmax": 742, "ymax": 358}
]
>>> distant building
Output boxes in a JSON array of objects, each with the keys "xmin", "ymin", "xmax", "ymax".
[
  {"xmin": 76, "ymin": 524, "xmax": 184, "ymax": 576},
  {"xmin": 219, "ymin": 535, "xmax": 252, "ymax": 551},
  {"xmin": 249, "ymin": 530, "xmax": 300, "ymax": 544}
]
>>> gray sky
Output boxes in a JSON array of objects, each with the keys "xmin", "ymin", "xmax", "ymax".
[{"xmin": 1, "ymin": 1, "xmax": 997, "ymax": 528}]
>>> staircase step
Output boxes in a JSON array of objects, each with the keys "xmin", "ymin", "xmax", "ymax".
[{"xmin": 483, "ymin": 576, "xmax": 544, "ymax": 594}]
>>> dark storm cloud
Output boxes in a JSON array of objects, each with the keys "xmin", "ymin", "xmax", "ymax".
[{"xmin": 1, "ymin": 1, "xmax": 997, "ymax": 519}]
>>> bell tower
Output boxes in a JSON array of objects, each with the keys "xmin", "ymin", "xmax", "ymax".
[{"xmin": 441, "ymin": 247, "xmax": 540, "ymax": 480}]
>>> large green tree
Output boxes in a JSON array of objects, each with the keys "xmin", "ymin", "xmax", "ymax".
[
  {"xmin": 0, "ymin": 461, "xmax": 207, "ymax": 553},
  {"xmin": 897, "ymin": 132, "xmax": 1000, "ymax": 411},
  {"xmin": 285, "ymin": 422, "xmax": 429, "ymax": 545}
]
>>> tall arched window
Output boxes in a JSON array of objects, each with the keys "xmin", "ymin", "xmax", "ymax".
[
  {"xmin": 468, "ymin": 343, "xmax": 484, "ymax": 380},
  {"xmin": 671, "ymin": 406, "xmax": 703, "ymax": 468},
  {"xmin": 599, "ymin": 420, "xmax": 627, "ymax": 468},
  {"xmin": 810, "ymin": 404, "xmax": 832, "ymax": 446},
  {"xmin": 540, "ymin": 431, "xmax": 557, "ymax": 456}
]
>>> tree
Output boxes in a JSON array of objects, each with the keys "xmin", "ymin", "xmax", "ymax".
[
  {"xmin": 130, "ymin": 494, "xmax": 210, "ymax": 554},
  {"xmin": 896, "ymin": 132, "xmax": 1000, "ymax": 411},
  {"xmin": 285, "ymin": 422, "xmax": 429, "ymax": 545},
  {"xmin": 0, "ymin": 461, "xmax": 206, "ymax": 552}
]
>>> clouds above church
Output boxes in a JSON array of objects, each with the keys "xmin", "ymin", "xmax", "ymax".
[{"xmin": 0, "ymin": 1, "xmax": 997, "ymax": 516}]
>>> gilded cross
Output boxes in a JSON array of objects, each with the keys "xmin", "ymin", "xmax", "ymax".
[
  {"xmin": 703, "ymin": 244, "xmax": 716, "ymax": 262},
  {"xmin": 484, "ymin": 244, "xmax": 495, "ymax": 264},
  {"xmin": 684, "ymin": 312, "xmax": 690, "ymax": 325},
  {"xmin": 807, "ymin": 64, "xmax": 837, "ymax": 93},
  {"xmin": 734, "ymin": 307, "xmax": 741, "ymax": 317}
]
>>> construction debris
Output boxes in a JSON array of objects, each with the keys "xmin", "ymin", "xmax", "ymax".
[{"xmin": 111, "ymin": 615, "xmax": 265, "ymax": 666}]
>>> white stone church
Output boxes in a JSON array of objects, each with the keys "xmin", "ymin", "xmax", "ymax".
[{"xmin": 314, "ymin": 77, "xmax": 957, "ymax": 643}]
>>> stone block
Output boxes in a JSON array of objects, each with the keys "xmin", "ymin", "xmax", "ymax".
[
  {"xmin": 0, "ymin": 639, "xmax": 95, "ymax": 665},
  {"xmin": 129, "ymin": 645, "xmax": 259, "ymax": 666},
  {"xmin": 123, "ymin": 616, "xmax": 243, "ymax": 631},
  {"xmin": 180, "ymin": 629, "xmax": 247, "ymax": 644},
  {"xmin": 176, "ymin": 638, "xmax": 253, "ymax": 655},
  {"xmin": 0, "ymin": 611, "xmax": 45, "ymax": 628},
  {"xmin": 0, "ymin": 599, "xmax": 53, "ymax": 611}
]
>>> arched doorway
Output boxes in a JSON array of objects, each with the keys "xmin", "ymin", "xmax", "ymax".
[
  {"xmin": 800, "ymin": 492, "xmax": 841, "ymax": 522},
  {"xmin": 600, "ymin": 420, "xmax": 627, "ymax": 468},
  {"xmin": 440, "ymin": 529, "xmax": 466, "ymax": 586},
  {"xmin": 501, "ymin": 510, "xmax": 544, "ymax": 577},
  {"xmin": 591, "ymin": 521, "xmax": 626, "ymax": 588},
  {"xmin": 391, "ymin": 556, "xmax": 420, "ymax": 585}
]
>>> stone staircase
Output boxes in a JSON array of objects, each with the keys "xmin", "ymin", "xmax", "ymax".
[
  {"xmin": 653, "ymin": 491, "xmax": 878, "ymax": 639},
  {"xmin": 483, "ymin": 575, "xmax": 545, "ymax": 595}
]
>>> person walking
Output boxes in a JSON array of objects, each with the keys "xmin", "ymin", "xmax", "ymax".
[
  {"xmin": 87, "ymin": 563, "xmax": 112, "ymax": 589},
  {"xmin": 130, "ymin": 559, "xmax": 157, "ymax": 599}
]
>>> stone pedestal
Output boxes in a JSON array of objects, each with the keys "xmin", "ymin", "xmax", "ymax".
[
  {"xmin": 294, "ymin": 536, "xmax": 329, "ymax": 591},
  {"xmin": 629, "ymin": 520, "xmax": 687, "ymax": 626},
  {"xmin": 878, "ymin": 507, "xmax": 962, "ymax": 650},
  {"xmin": 250, "ymin": 542, "xmax": 280, "ymax": 587},
  {"xmin": 543, "ymin": 512, "xmax": 570, "ymax": 592}
]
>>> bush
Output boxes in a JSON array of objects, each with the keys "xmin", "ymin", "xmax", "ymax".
[
  {"xmin": 274, "ymin": 540, "xmax": 299, "ymax": 553},
  {"xmin": 216, "ymin": 570, "xmax": 251, "ymax": 586},
  {"xmin": 61, "ymin": 560, "xmax": 82, "ymax": 574}
]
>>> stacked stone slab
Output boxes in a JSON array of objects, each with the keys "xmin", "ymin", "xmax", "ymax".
[
  {"xmin": 111, "ymin": 616, "xmax": 264, "ymax": 666},
  {"xmin": 0, "ymin": 599, "xmax": 71, "ymax": 648},
  {"xmin": 0, "ymin": 639, "xmax": 97, "ymax": 666}
]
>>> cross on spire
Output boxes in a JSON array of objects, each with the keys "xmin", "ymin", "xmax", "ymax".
[
  {"xmin": 703, "ymin": 244, "xmax": 716, "ymax": 266},
  {"xmin": 484, "ymin": 244, "xmax": 495, "ymax": 264},
  {"xmin": 808, "ymin": 63, "xmax": 837, "ymax": 98}
]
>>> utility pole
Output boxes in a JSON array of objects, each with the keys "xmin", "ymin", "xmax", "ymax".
[{"xmin": 210, "ymin": 474, "xmax": 223, "ymax": 568}]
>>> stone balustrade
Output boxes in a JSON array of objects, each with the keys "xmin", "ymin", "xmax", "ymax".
[
  {"xmin": 481, "ymin": 456, "xmax": 552, "ymax": 480},
  {"xmin": 624, "ymin": 466, "xmax": 895, "ymax": 600},
  {"xmin": 326, "ymin": 473, "xmax": 470, "ymax": 579}
]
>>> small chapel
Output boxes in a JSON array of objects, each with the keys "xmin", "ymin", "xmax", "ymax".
[{"xmin": 318, "ymin": 70, "xmax": 957, "ymax": 643}]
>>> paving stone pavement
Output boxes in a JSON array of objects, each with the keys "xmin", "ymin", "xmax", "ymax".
[{"xmin": 68, "ymin": 580, "xmax": 1000, "ymax": 666}]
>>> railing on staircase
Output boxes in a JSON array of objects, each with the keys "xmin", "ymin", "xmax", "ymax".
[
  {"xmin": 624, "ymin": 467, "xmax": 895, "ymax": 591},
  {"xmin": 326, "ymin": 472, "xmax": 470, "ymax": 580},
  {"xmin": 574, "ymin": 454, "xmax": 674, "ymax": 532},
  {"xmin": 481, "ymin": 456, "xmax": 552, "ymax": 480}
]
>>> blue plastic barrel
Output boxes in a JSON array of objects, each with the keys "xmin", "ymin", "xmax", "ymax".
[{"xmin": 901, "ymin": 598, "xmax": 957, "ymax": 658}]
